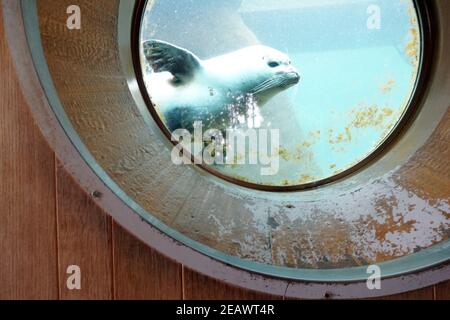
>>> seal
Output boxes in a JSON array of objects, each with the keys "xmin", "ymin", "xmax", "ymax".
[{"xmin": 143, "ymin": 39, "xmax": 300, "ymax": 131}]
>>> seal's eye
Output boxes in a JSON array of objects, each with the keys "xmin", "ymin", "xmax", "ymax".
[{"xmin": 268, "ymin": 61, "xmax": 280, "ymax": 68}]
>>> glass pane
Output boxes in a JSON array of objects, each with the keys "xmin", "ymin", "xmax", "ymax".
[{"xmin": 139, "ymin": 0, "xmax": 421, "ymax": 188}]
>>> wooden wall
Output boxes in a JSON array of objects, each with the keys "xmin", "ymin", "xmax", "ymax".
[{"xmin": 0, "ymin": 6, "xmax": 449, "ymax": 300}]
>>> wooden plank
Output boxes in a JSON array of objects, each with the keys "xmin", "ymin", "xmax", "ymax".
[
  {"xmin": 56, "ymin": 161, "xmax": 113, "ymax": 299},
  {"xmin": 113, "ymin": 223, "xmax": 183, "ymax": 299},
  {"xmin": 435, "ymin": 280, "xmax": 450, "ymax": 300},
  {"xmin": 0, "ymin": 8, "xmax": 58, "ymax": 299},
  {"xmin": 380, "ymin": 286, "xmax": 434, "ymax": 300},
  {"xmin": 183, "ymin": 268, "xmax": 281, "ymax": 300}
]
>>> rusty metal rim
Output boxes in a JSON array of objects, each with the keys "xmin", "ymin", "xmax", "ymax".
[
  {"xmin": 3, "ymin": 0, "xmax": 449, "ymax": 298},
  {"xmin": 131, "ymin": 0, "xmax": 436, "ymax": 192}
]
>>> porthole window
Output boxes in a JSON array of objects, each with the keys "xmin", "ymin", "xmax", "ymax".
[{"xmin": 138, "ymin": 0, "xmax": 422, "ymax": 189}]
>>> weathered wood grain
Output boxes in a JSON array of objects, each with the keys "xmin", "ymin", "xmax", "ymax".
[
  {"xmin": 56, "ymin": 161, "xmax": 113, "ymax": 299},
  {"xmin": 113, "ymin": 223, "xmax": 183, "ymax": 300},
  {"xmin": 381, "ymin": 286, "xmax": 433, "ymax": 300},
  {"xmin": 183, "ymin": 268, "xmax": 281, "ymax": 300},
  {"xmin": 435, "ymin": 280, "xmax": 450, "ymax": 300},
  {"xmin": 0, "ymin": 7, "xmax": 58, "ymax": 299}
]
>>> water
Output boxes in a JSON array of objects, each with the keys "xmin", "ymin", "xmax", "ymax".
[{"xmin": 140, "ymin": 0, "xmax": 421, "ymax": 187}]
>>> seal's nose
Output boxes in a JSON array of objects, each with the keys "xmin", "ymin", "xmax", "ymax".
[
  {"xmin": 287, "ymin": 66, "xmax": 300, "ymax": 82},
  {"xmin": 290, "ymin": 70, "xmax": 301, "ymax": 83}
]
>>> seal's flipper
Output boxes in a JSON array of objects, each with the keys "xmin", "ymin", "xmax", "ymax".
[{"xmin": 143, "ymin": 40, "xmax": 202, "ymax": 83}]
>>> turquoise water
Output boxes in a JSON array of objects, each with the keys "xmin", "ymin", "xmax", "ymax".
[
  {"xmin": 141, "ymin": 0, "xmax": 421, "ymax": 186},
  {"xmin": 283, "ymin": 46, "xmax": 416, "ymax": 179}
]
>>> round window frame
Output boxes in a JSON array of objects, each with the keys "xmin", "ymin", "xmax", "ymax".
[{"xmin": 132, "ymin": 0, "xmax": 436, "ymax": 192}]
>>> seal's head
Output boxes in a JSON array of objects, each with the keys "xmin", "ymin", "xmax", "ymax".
[
  {"xmin": 239, "ymin": 45, "xmax": 301, "ymax": 105},
  {"xmin": 202, "ymin": 45, "xmax": 300, "ymax": 106}
]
